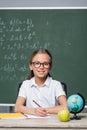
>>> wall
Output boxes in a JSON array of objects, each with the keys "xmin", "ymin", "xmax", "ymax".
[{"xmin": 0, "ymin": 0, "xmax": 87, "ymax": 7}]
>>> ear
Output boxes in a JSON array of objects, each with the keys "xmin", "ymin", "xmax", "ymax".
[{"xmin": 29, "ymin": 64, "xmax": 33, "ymax": 71}]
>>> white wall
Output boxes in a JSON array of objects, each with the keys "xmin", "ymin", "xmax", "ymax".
[{"xmin": 0, "ymin": 0, "xmax": 87, "ymax": 7}]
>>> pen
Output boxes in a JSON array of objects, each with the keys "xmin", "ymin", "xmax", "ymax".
[{"xmin": 33, "ymin": 100, "xmax": 41, "ymax": 107}]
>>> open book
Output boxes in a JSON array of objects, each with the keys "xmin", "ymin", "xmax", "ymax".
[{"xmin": 0, "ymin": 113, "xmax": 50, "ymax": 119}]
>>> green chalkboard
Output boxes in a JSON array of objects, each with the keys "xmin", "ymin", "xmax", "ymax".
[{"xmin": 0, "ymin": 9, "xmax": 87, "ymax": 104}]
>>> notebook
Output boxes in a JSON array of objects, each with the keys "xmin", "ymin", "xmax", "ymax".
[{"xmin": 0, "ymin": 113, "xmax": 26, "ymax": 119}]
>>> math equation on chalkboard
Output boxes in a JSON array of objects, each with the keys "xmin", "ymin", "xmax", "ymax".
[{"xmin": 0, "ymin": 16, "xmax": 50, "ymax": 81}]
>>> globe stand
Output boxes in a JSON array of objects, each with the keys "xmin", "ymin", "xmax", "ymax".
[{"xmin": 70, "ymin": 113, "xmax": 81, "ymax": 120}]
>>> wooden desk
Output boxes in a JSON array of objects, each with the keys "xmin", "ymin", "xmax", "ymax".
[{"xmin": 0, "ymin": 113, "xmax": 87, "ymax": 130}]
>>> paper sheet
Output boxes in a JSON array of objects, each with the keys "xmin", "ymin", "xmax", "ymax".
[{"xmin": 25, "ymin": 114, "xmax": 50, "ymax": 118}]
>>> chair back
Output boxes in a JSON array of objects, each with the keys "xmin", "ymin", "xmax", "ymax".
[{"xmin": 61, "ymin": 82, "xmax": 67, "ymax": 96}]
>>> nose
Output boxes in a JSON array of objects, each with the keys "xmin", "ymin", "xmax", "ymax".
[{"xmin": 40, "ymin": 63, "xmax": 44, "ymax": 68}]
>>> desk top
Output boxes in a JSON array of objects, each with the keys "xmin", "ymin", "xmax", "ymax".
[{"xmin": 0, "ymin": 113, "xmax": 87, "ymax": 129}]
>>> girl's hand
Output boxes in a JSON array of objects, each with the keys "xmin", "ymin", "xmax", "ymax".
[{"xmin": 34, "ymin": 107, "xmax": 47, "ymax": 116}]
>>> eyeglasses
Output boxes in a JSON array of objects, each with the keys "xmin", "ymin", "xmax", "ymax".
[{"xmin": 32, "ymin": 61, "xmax": 51, "ymax": 68}]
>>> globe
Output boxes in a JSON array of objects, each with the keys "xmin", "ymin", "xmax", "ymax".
[{"xmin": 67, "ymin": 93, "xmax": 85, "ymax": 119}]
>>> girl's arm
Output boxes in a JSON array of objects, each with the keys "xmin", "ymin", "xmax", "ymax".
[
  {"xmin": 45, "ymin": 95, "xmax": 68, "ymax": 114},
  {"xmin": 14, "ymin": 96, "xmax": 47, "ymax": 116}
]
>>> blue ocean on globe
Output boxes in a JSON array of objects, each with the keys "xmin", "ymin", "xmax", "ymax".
[{"xmin": 67, "ymin": 94, "xmax": 84, "ymax": 113}]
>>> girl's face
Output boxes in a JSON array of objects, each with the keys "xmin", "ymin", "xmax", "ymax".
[{"xmin": 29, "ymin": 53, "xmax": 51, "ymax": 79}]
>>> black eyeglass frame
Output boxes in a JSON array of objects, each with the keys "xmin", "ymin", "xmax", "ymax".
[{"xmin": 31, "ymin": 61, "xmax": 51, "ymax": 68}]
